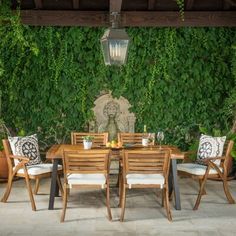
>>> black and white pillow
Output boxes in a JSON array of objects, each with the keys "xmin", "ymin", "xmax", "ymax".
[
  {"xmin": 8, "ymin": 134, "xmax": 42, "ymax": 166},
  {"xmin": 196, "ymin": 134, "xmax": 226, "ymax": 166}
]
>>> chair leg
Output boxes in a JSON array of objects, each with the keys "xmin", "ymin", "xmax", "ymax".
[
  {"xmin": 118, "ymin": 172, "xmax": 122, "ymax": 196},
  {"xmin": 117, "ymin": 162, "xmax": 122, "ymax": 189},
  {"xmin": 161, "ymin": 189, "xmax": 165, "ymax": 207},
  {"xmin": 61, "ymin": 184, "xmax": 68, "ymax": 222},
  {"xmin": 24, "ymin": 175, "xmax": 36, "ymax": 211},
  {"xmin": 57, "ymin": 175, "xmax": 64, "ymax": 197},
  {"xmin": 34, "ymin": 178, "xmax": 40, "ymax": 195},
  {"xmin": 199, "ymin": 179, "xmax": 206, "ymax": 195},
  {"xmin": 120, "ymin": 185, "xmax": 127, "ymax": 222},
  {"xmin": 222, "ymin": 176, "xmax": 235, "ymax": 204},
  {"xmin": 119, "ymin": 176, "xmax": 123, "ymax": 208},
  {"xmin": 1, "ymin": 175, "xmax": 14, "ymax": 202},
  {"xmin": 193, "ymin": 167, "xmax": 210, "ymax": 210},
  {"xmin": 106, "ymin": 181, "xmax": 112, "ymax": 221},
  {"xmin": 168, "ymin": 189, "xmax": 173, "ymax": 201},
  {"xmin": 164, "ymin": 186, "xmax": 172, "ymax": 221}
]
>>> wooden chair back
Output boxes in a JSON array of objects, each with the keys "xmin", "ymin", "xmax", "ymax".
[
  {"xmin": 60, "ymin": 149, "xmax": 112, "ymax": 222},
  {"xmin": 118, "ymin": 132, "xmax": 155, "ymax": 145},
  {"xmin": 1, "ymin": 140, "xmax": 63, "ymax": 212},
  {"xmin": 120, "ymin": 149, "xmax": 172, "ymax": 221},
  {"xmin": 71, "ymin": 132, "xmax": 108, "ymax": 146},
  {"xmin": 221, "ymin": 140, "xmax": 234, "ymax": 175},
  {"xmin": 182, "ymin": 140, "xmax": 234, "ymax": 177},
  {"xmin": 194, "ymin": 140, "xmax": 235, "ymax": 209},
  {"xmin": 63, "ymin": 149, "xmax": 110, "ymax": 176},
  {"xmin": 122, "ymin": 149, "xmax": 171, "ymax": 177}
]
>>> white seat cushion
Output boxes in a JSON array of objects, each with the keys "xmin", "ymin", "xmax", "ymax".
[
  {"xmin": 67, "ymin": 174, "xmax": 106, "ymax": 186},
  {"xmin": 15, "ymin": 163, "xmax": 62, "ymax": 175},
  {"xmin": 177, "ymin": 163, "xmax": 222, "ymax": 176},
  {"xmin": 126, "ymin": 174, "xmax": 165, "ymax": 188}
]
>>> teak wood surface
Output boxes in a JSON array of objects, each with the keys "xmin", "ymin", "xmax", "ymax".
[
  {"xmin": 118, "ymin": 132, "xmax": 155, "ymax": 146},
  {"xmin": 71, "ymin": 132, "xmax": 108, "ymax": 146},
  {"xmin": 178, "ymin": 140, "xmax": 235, "ymax": 210},
  {"xmin": 1, "ymin": 139, "xmax": 63, "ymax": 211},
  {"xmin": 46, "ymin": 143, "xmax": 184, "ymax": 210},
  {"xmin": 61, "ymin": 149, "xmax": 112, "ymax": 222},
  {"xmin": 119, "ymin": 149, "xmax": 172, "ymax": 221},
  {"xmin": 46, "ymin": 144, "xmax": 184, "ymax": 161}
]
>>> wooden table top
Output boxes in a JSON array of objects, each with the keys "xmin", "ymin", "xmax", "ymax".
[{"xmin": 46, "ymin": 144, "xmax": 184, "ymax": 160}]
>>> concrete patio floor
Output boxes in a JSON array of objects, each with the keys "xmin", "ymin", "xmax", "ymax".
[{"xmin": 0, "ymin": 177, "xmax": 236, "ymax": 236}]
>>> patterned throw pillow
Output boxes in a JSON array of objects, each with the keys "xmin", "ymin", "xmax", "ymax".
[
  {"xmin": 196, "ymin": 134, "xmax": 226, "ymax": 166},
  {"xmin": 8, "ymin": 134, "xmax": 42, "ymax": 166}
]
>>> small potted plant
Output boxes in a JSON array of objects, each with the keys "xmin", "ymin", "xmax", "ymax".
[{"xmin": 82, "ymin": 135, "xmax": 94, "ymax": 150}]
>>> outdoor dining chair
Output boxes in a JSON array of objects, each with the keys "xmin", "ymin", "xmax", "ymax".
[
  {"xmin": 118, "ymin": 132, "xmax": 155, "ymax": 146},
  {"xmin": 1, "ymin": 139, "xmax": 63, "ymax": 211},
  {"xmin": 119, "ymin": 149, "xmax": 172, "ymax": 221},
  {"xmin": 71, "ymin": 132, "xmax": 108, "ymax": 146},
  {"xmin": 177, "ymin": 136, "xmax": 235, "ymax": 210},
  {"xmin": 117, "ymin": 132, "xmax": 155, "ymax": 193},
  {"xmin": 61, "ymin": 149, "xmax": 112, "ymax": 222}
]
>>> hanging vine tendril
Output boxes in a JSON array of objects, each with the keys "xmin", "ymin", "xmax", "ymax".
[
  {"xmin": 0, "ymin": 2, "xmax": 235, "ymax": 150},
  {"xmin": 176, "ymin": 0, "xmax": 185, "ymax": 21}
]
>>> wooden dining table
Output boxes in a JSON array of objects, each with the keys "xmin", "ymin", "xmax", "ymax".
[{"xmin": 46, "ymin": 144, "xmax": 184, "ymax": 211}]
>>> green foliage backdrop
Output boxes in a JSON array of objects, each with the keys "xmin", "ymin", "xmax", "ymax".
[{"xmin": 0, "ymin": 22, "xmax": 236, "ymax": 149}]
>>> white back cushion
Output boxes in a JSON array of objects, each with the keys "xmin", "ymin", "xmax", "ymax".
[
  {"xmin": 196, "ymin": 134, "xmax": 226, "ymax": 166},
  {"xmin": 8, "ymin": 134, "xmax": 42, "ymax": 166}
]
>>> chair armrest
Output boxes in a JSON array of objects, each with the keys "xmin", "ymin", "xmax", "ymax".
[
  {"xmin": 9, "ymin": 155, "xmax": 30, "ymax": 163},
  {"xmin": 44, "ymin": 159, "xmax": 52, "ymax": 163},
  {"xmin": 202, "ymin": 156, "xmax": 225, "ymax": 164},
  {"xmin": 183, "ymin": 150, "xmax": 196, "ymax": 156},
  {"xmin": 182, "ymin": 151, "xmax": 196, "ymax": 163}
]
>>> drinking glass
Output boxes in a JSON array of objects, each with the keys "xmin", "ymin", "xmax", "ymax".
[
  {"xmin": 148, "ymin": 133, "xmax": 155, "ymax": 147},
  {"xmin": 156, "ymin": 131, "xmax": 164, "ymax": 149}
]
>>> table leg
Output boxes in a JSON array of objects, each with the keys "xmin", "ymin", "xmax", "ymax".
[
  {"xmin": 48, "ymin": 159, "xmax": 60, "ymax": 210},
  {"xmin": 171, "ymin": 159, "xmax": 181, "ymax": 210},
  {"xmin": 168, "ymin": 166, "xmax": 173, "ymax": 198}
]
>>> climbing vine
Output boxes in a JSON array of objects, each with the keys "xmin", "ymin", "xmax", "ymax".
[
  {"xmin": 0, "ymin": 3, "xmax": 236, "ymax": 150},
  {"xmin": 176, "ymin": 0, "xmax": 185, "ymax": 21}
]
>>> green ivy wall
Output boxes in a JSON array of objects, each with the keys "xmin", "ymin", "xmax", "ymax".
[{"xmin": 0, "ymin": 25, "xmax": 236, "ymax": 149}]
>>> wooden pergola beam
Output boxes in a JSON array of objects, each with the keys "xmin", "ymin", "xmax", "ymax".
[{"xmin": 19, "ymin": 10, "xmax": 236, "ymax": 27}]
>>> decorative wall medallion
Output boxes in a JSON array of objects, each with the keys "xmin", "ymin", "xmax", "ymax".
[{"xmin": 89, "ymin": 92, "xmax": 136, "ymax": 141}]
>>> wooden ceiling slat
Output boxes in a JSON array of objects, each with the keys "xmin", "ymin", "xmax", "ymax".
[
  {"xmin": 148, "ymin": 0, "xmax": 156, "ymax": 10},
  {"xmin": 34, "ymin": 0, "xmax": 43, "ymax": 9},
  {"xmin": 19, "ymin": 10, "xmax": 236, "ymax": 27},
  {"xmin": 225, "ymin": 0, "xmax": 236, "ymax": 6},
  {"xmin": 110, "ymin": 0, "xmax": 123, "ymax": 12},
  {"xmin": 72, "ymin": 0, "xmax": 80, "ymax": 9},
  {"xmin": 186, "ymin": 0, "xmax": 194, "ymax": 10}
]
